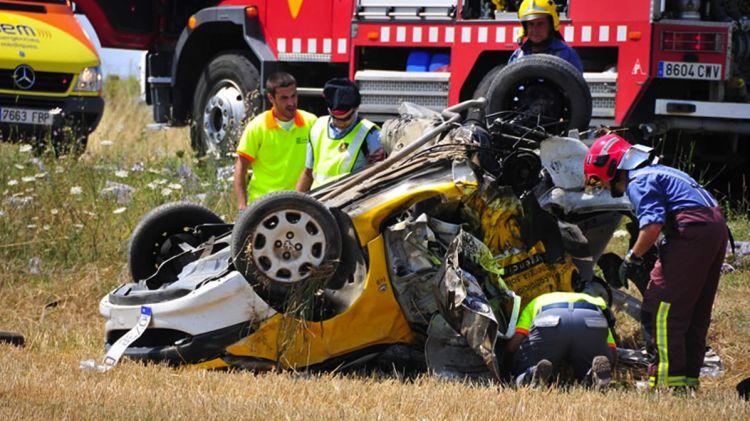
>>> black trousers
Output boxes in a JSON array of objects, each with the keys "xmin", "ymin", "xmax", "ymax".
[{"xmin": 513, "ymin": 306, "xmax": 613, "ymax": 382}]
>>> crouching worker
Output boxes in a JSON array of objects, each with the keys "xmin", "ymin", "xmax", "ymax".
[
  {"xmin": 296, "ymin": 78, "xmax": 384, "ymax": 192},
  {"xmin": 506, "ymin": 292, "xmax": 617, "ymax": 388}
]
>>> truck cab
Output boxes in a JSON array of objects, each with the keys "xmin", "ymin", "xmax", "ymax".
[{"xmin": 0, "ymin": 0, "xmax": 103, "ymax": 154}]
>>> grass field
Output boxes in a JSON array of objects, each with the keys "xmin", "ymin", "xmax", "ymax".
[{"xmin": 1, "ymin": 77, "xmax": 749, "ymax": 419}]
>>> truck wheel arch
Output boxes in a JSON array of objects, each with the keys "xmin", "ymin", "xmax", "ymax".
[{"xmin": 170, "ymin": 7, "xmax": 275, "ymax": 124}]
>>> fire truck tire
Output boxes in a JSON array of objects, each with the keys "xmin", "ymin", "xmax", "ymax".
[
  {"xmin": 486, "ymin": 54, "xmax": 592, "ymax": 134},
  {"xmin": 466, "ymin": 65, "xmax": 505, "ymax": 121},
  {"xmin": 191, "ymin": 52, "xmax": 261, "ymax": 159},
  {"xmin": 128, "ymin": 202, "xmax": 225, "ymax": 282}
]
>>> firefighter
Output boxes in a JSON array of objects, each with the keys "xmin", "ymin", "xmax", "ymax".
[
  {"xmin": 583, "ymin": 133, "xmax": 728, "ymax": 390},
  {"xmin": 233, "ymin": 72, "xmax": 317, "ymax": 210},
  {"xmin": 506, "ymin": 291, "xmax": 617, "ymax": 388},
  {"xmin": 296, "ymin": 78, "xmax": 384, "ymax": 192},
  {"xmin": 508, "ymin": 0, "xmax": 584, "ymax": 73}
]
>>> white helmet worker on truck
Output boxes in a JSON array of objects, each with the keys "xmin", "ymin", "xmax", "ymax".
[{"xmin": 508, "ymin": 0, "xmax": 584, "ymax": 73}]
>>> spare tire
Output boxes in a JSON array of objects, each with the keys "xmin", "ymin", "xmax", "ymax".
[
  {"xmin": 231, "ymin": 191, "xmax": 342, "ymax": 287},
  {"xmin": 128, "ymin": 202, "xmax": 225, "ymax": 282},
  {"xmin": 486, "ymin": 54, "xmax": 592, "ymax": 134}
]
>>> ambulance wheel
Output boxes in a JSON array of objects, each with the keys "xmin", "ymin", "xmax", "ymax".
[
  {"xmin": 231, "ymin": 191, "xmax": 342, "ymax": 288},
  {"xmin": 191, "ymin": 51, "xmax": 261, "ymax": 159},
  {"xmin": 128, "ymin": 202, "xmax": 225, "ymax": 282},
  {"xmin": 486, "ymin": 54, "xmax": 592, "ymax": 134}
]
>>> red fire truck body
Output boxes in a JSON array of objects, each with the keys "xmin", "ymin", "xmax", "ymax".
[{"xmin": 75, "ymin": 0, "xmax": 750, "ymax": 165}]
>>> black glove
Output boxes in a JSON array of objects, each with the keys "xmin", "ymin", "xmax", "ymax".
[{"xmin": 618, "ymin": 250, "xmax": 645, "ymax": 289}]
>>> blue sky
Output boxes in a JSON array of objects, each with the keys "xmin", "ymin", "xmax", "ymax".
[{"xmin": 77, "ymin": 15, "xmax": 146, "ymax": 79}]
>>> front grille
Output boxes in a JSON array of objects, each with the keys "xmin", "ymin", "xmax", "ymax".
[
  {"xmin": 0, "ymin": 69, "xmax": 73, "ymax": 93},
  {"xmin": 0, "ymin": 95, "xmax": 65, "ymax": 109}
]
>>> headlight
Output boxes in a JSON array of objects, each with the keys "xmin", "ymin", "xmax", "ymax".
[{"xmin": 74, "ymin": 66, "xmax": 102, "ymax": 92}]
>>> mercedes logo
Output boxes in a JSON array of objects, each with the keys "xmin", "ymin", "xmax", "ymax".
[{"xmin": 13, "ymin": 65, "xmax": 35, "ymax": 90}]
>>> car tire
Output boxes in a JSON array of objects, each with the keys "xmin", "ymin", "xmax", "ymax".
[
  {"xmin": 128, "ymin": 202, "xmax": 225, "ymax": 282},
  {"xmin": 466, "ymin": 64, "xmax": 505, "ymax": 121},
  {"xmin": 231, "ymin": 191, "xmax": 342, "ymax": 287},
  {"xmin": 486, "ymin": 54, "xmax": 592, "ymax": 134},
  {"xmin": 190, "ymin": 51, "xmax": 261, "ymax": 158}
]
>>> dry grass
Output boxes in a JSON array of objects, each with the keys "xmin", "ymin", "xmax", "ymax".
[
  {"xmin": 1, "ymin": 266, "xmax": 748, "ymax": 419},
  {"xmin": 84, "ymin": 76, "xmax": 192, "ymax": 165},
  {"xmin": 1, "ymin": 79, "xmax": 749, "ymax": 418}
]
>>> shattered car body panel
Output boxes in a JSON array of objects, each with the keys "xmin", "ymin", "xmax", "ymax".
[{"xmin": 99, "ymin": 98, "xmax": 652, "ymax": 378}]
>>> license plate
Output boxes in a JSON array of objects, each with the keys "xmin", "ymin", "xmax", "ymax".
[
  {"xmin": 658, "ymin": 61, "xmax": 722, "ymax": 81},
  {"xmin": 0, "ymin": 107, "xmax": 53, "ymax": 126}
]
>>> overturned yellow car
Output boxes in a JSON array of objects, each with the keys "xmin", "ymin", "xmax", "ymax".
[{"xmin": 99, "ymin": 97, "xmax": 633, "ymax": 379}]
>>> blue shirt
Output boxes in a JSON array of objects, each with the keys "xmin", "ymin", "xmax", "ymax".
[
  {"xmin": 626, "ymin": 164, "xmax": 718, "ymax": 228},
  {"xmin": 305, "ymin": 114, "xmax": 381, "ymax": 172},
  {"xmin": 508, "ymin": 37, "xmax": 584, "ymax": 73}
]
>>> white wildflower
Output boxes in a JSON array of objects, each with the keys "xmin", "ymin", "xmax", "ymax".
[
  {"xmin": 7, "ymin": 179, "xmax": 18, "ymax": 186},
  {"xmin": 14, "ymin": 164, "xmax": 24, "ymax": 170},
  {"xmin": 28, "ymin": 257, "xmax": 41, "ymax": 275},
  {"xmin": 131, "ymin": 162, "xmax": 145, "ymax": 172},
  {"xmin": 167, "ymin": 183, "xmax": 182, "ymax": 190},
  {"xmin": 100, "ymin": 140, "xmax": 114, "ymax": 146},
  {"xmin": 113, "ymin": 207, "xmax": 127, "ymax": 214},
  {"xmin": 21, "ymin": 176, "xmax": 35, "ymax": 183},
  {"xmin": 43, "ymin": 224, "xmax": 50, "ymax": 231},
  {"xmin": 19, "ymin": 144, "xmax": 32, "ymax": 153},
  {"xmin": 55, "ymin": 166, "xmax": 64, "ymax": 174},
  {"xmin": 115, "ymin": 170, "xmax": 128, "ymax": 178},
  {"xmin": 70, "ymin": 186, "xmax": 83, "ymax": 195},
  {"xmin": 34, "ymin": 172, "xmax": 47, "ymax": 179},
  {"xmin": 160, "ymin": 187, "xmax": 173, "ymax": 197},
  {"xmin": 74, "ymin": 223, "xmax": 84, "ymax": 229},
  {"xmin": 27, "ymin": 224, "xmax": 37, "ymax": 229},
  {"xmin": 51, "ymin": 208, "xmax": 59, "ymax": 215}
]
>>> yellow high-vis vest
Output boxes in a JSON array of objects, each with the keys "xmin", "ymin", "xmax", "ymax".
[{"xmin": 310, "ymin": 117, "xmax": 377, "ymax": 188}]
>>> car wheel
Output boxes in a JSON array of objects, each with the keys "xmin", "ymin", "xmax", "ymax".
[
  {"xmin": 231, "ymin": 191, "xmax": 342, "ymax": 287},
  {"xmin": 190, "ymin": 51, "xmax": 261, "ymax": 159},
  {"xmin": 466, "ymin": 65, "xmax": 506, "ymax": 122},
  {"xmin": 486, "ymin": 54, "xmax": 592, "ymax": 134},
  {"xmin": 128, "ymin": 202, "xmax": 225, "ymax": 282}
]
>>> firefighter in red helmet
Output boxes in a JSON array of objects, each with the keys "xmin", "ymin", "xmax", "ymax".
[
  {"xmin": 584, "ymin": 133, "xmax": 728, "ymax": 390},
  {"xmin": 509, "ymin": 0, "xmax": 583, "ymax": 73}
]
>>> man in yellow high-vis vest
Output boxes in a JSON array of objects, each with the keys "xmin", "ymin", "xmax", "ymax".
[
  {"xmin": 295, "ymin": 78, "xmax": 384, "ymax": 192},
  {"xmin": 233, "ymin": 72, "xmax": 317, "ymax": 209}
]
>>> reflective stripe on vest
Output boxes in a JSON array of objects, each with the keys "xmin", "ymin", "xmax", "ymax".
[{"xmin": 311, "ymin": 117, "xmax": 374, "ymax": 188}]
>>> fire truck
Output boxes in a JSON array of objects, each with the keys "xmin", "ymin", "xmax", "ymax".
[{"xmin": 75, "ymin": 0, "xmax": 750, "ymax": 172}]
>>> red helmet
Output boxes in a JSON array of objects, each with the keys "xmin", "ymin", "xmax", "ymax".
[{"xmin": 583, "ymin": 133, "xmax": 634, "ymax": 184}]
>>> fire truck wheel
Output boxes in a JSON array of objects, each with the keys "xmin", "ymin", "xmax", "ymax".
[
  {"xmin": 466, "ymin": 65, "xmax": 505, "ymax": 121},
  {"xmin": 191, "ymin": 52, "xmax": 261, "ymax": 159},
  {"xmin": 486, "ymin": 54, "xmax": 592, "ymax": 134},
  {"xmin": 128, "ymin": 202, "xmax": 225, "ymax": 282},
  {"xmin": 231, "ymin": 191, "xmax": 342, "ymax": 289}
]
